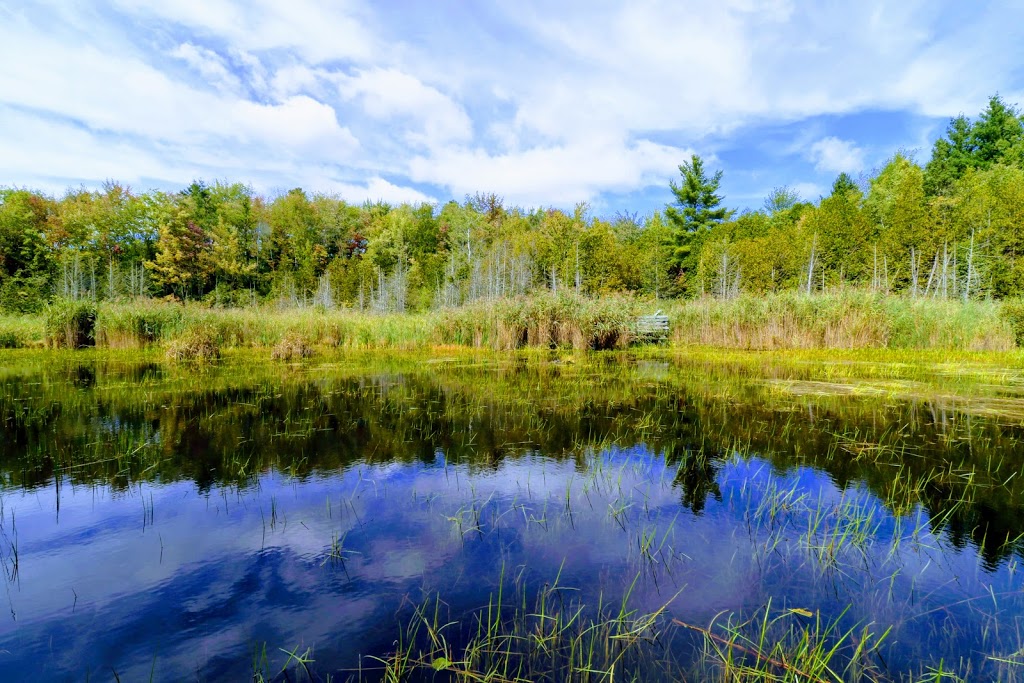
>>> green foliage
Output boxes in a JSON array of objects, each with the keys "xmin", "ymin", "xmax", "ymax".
[
  {"xmin": 999, "ymin": 298, "xmax": 1024, "ymax": 346},
  {"xmin": 96, "ymin": 300, "xmax": 185, "ymax": 347},
  {"xmin": 146, "ymin": 192, "xmax": 215, "ymax": 299},
  {"xmin": 972, "ymin": 94, "xmax": 1024, "ymax": 166},
  {"xmin": 763, "ymin": 185, "xmax": 801, "ymax": 214},
  {"xmin": 1, "ymin": 94, "xmax": 1024, "ymax": 313},
  {"xmin": 808, "ymin": 183, "xmax": 872, "ymax": 285},
  {"xmin": 924, "ymin": 115, "xmax": 976, "ymax": 197},
  {"xmin": 831, "ymin": 173, "xmax": 859, "ymax": 197},
  {"xmin": 0, "ymin": 272, "xmax": 51, "ymax": 313},
  {"xmin": 0, "ymin": 331, "xmax": 19, "ymax": 349},
  {"xmin": 665, "ymin": 154, "xmax": 735, "ymax": 294},
  {"xmin": 44, "ymin": 299, "xmax": 97, "ymax": 349},
  {"xmin": 925, "ymin": 95, "xmax": 1024, "ymax": 196},
  {"xmin": 0, "ymin": 189, "xmax": 56, "ymax": 311}
]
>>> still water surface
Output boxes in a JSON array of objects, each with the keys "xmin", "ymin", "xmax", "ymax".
[{"xmin": 1, "ymin": 352, "xmax": 1024, "ymax": 680}]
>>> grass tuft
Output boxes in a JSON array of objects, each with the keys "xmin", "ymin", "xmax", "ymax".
[
  {"xmin": 271, "ymin": 332, "xmax": 315, "ymax": 361},
  {"xmin": 165, "ymin": 325, "xmax": 221, "ymax": 362},
  {"xmin": 44, "ymin": 299, "xmax": 97, "ymax": 349}
]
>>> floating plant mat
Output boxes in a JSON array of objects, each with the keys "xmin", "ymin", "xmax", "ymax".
[{"xmin": 2, "ymin": 349, "xmax": 1024, "ymax": 681}]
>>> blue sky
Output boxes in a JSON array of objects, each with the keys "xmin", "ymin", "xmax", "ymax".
[{"xmin": 1, "ymin": 1, "xmax": 1023, "ymax": 216}]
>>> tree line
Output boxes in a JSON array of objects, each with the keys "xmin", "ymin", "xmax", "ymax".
[
  {"xmin": 1, "ymin": 95, "xmax": 1022, "ymax": 313},
  {"xmin": 678, "ymin": 95, "xmax": 1024, "ymax": 300}
]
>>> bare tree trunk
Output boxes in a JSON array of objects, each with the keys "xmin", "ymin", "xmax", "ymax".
[
  {"xmin": 924, "ymin": 251, "xmax": 938, "ymax": 298},
  {"xmin": 806, "ymin": 233, "xmax": 817, "ymax": 295},
  {"xmin": 910, "ymin": 247, "xmax": 919, "ymax": 298},
  {"xmin": 872, "ymin": 244, "xmax": 878, "ymax": 292},
  {"xmin": 964, "ymin": 230, "xmax": 975, "ymax": 301},
  {"xmin": 574, "ymin": 242, "xmax": 581, "ymax": 296}
]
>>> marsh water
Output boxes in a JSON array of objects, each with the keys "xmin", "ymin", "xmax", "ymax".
[{"xmin": 2, "ymin": 350, "xmax": 1024, "ymax": 681}]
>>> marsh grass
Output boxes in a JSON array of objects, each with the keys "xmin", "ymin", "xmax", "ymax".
[
  {"xmin": 678, "ymin": 603, "xmax": 892, "ymax": 683},
  {"xmin": 0, "ymin": 312, "xmax": 44, "ymax": 348},
  {"xmin": 96, "ymin": 300, "xmax": 184, "ymax": 348},
  {"xmin": 44, "ymin": 299, "xmax": 96, "ymax": 349},
  {"xmin": 164, "ymin": 325, "xmax": 220, "ymax": 362},
  {"xmin": 663, "ymin": 291, "xmax": 1014, "ymax": 350},
  {"xmin": 435, "ymin": 293, "xmax": 640, "ymax": 350},
  {"xmin": 3, "ymin": 291, "xmax": 1019, "ymax": 353},
  {"xmin": 93, "ymin": 300, "xmax": 437, "ymax": 351},
  {"xmin": 374, "ymin": 569, "xmax": 681, "ymax": 683},
  {"xmin": 272, "ymin": 331, "xmax": 315, "ymax": 361}
]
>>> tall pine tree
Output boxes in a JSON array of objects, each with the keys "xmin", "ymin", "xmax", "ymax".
[{"xmin": 665, "ymin": 154, "xmax": 734, "ymax": 295}]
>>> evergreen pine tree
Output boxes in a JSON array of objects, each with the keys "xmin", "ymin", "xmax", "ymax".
[{"xmin": 665, "ymin": 154, "xmax": 734, "ymax": 294}]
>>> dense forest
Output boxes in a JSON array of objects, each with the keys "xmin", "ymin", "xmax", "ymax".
[{"xmin": 1, "ymin": 95, "xmax": 1023, "ymax": 314}]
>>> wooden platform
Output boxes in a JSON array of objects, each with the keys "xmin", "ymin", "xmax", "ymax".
[{"xmin": 633, "ymin": 311, "xmax": 669, "ymax": 343}]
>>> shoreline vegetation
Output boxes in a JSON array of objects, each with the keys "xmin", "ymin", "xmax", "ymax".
[
  {"xmin": 0, "ymin": 290, "xmax": 1020, "ymax": 357},
  {"xmin": 2, "ymin": 95, "xmax": 1024, "ymax": 361}
]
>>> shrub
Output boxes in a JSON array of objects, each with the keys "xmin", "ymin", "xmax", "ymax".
[
  {"xmin": 165, "ymin": 326, "xmax": 221, "ymax": 362},
  {"xmin": 0, "ymin": 331, "xmax": 20, "ymax": 349},
  {"xmin": 0, "ymin": 274, "xmax": 50, "ymax": 314},
  {"xmin": 999, "ymin": 298, "xmax": 1024, "ymax": 347},
  {"xmin": 44, "ymin": 299, "xmax": 97, "ymax": 349},
  {"xmin": 271, "ymin": 332, "xmax": 315, "ymax": 361},
  {"xmin": 97, "ymin": 302, "xmax": 184, "ymax": 347}
]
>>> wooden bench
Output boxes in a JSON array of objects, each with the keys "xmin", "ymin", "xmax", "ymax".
[{"xmin": 633, "ymin": 311, "xmax": 669, "ymax": 343}]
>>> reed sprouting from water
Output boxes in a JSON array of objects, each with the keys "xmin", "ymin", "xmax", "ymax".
[{"xmin": 373, "ymin": 569, "xmax": 680, "ymax": 683}]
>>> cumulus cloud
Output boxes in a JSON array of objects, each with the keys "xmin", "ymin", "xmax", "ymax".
[
  {"xmin": 335, "ymin": 67, "xmax": 473, "ymax": 146},
  {"xmin": 410, "ymin": 137, "xmax": 690, "ymax": 206},
  {"xmin": 111, "ymin": 0, "xmax": 375, "ymax": 63},
  {"xmin": 169, "ymin": 42, "xmax": 241, "ymax": 93},
  {"xmin": 791, "ymin": 182, "xmax": 826, "ymax": 202},
  {"xmin": 2, "ymin": 0, "xmax": 1024, "ymax": 207},
  {"xmin": 807, "ymin": 137, "xmax": 866, "ymax": 174},
  {"xmin": 326, "ymin": 177, "xmax": 436, "ymax": 205},
  {"xmin": 0, "ymin": 20, "xmax": 358, "ymax": 155}
]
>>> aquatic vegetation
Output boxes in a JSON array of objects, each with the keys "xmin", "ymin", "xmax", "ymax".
[
  {"xmin": 164, "ymin": 324, "xmax": 220, "ymax": 361},
  {"xmin": 43, "ymin": 298, "xmax": 96, "ymax": 349},
  {"xmin": 271, "ymin": 331, "xmax": 315, "ymax": 360},
  {"xmin": 2, "ymin": 291, "xmax": 1020, "ymax": 355},
  {"xmin": 662, "ymin": 290, "xmax": 1014, "ymax": 351},
  {"xmin": 1, "ymin": 350, "xmax": 1024, "ymax": 679}
]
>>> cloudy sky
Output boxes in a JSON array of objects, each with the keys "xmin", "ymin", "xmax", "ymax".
[{"xmin": 1, "ymin": 1, "xmax": 1022, "ymax": 214}]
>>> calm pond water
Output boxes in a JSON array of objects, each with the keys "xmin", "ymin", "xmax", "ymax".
[{"xmin": 2, "ymin": 351, "xmax": 1024, "ymax": 681}]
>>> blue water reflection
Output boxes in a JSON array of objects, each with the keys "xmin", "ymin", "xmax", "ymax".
[{"xmin": 0, "ymin": 357, "xmax": 1022, "ymax": 680}]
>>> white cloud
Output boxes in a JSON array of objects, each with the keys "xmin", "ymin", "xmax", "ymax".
[
  {"xmin": 111, "ymin": 0, "xmax": 375, "ymax": 63},
  {"xmin": 806, "ymin": 137, "xmax": 866, "ymax": 174},
  {"xmin": 0, "ymin": 17, "xmax": 359, "ymax": 168},
  {"xmin": 326, "ymin": 178, "xmax": 436, "ymax": 205},
  {"xmin": 335, "ymin": 68, "xmax": 473, "ymax": 146},
  {"xmin": 271, "ymin": 64, "xmax": 325, "ymax": 99},
  {"xmin": 481, "ymin": 0, "xmax": 1023, "ymax": 144},
  {"xmin": 169, "ymin": 42, "xmax": 241, "ymax": 93},
  {"xmin": 410, "ymin": 137, "xmax": 690, "ymax": 206},
  {"xmin": 2, "ymin": 0, "xmax": 1023, "ymax": 208},
  {"xmin": 0, "ymin": 104, "xmax": 434, "ymax": 206},
  {"xmin": 0, "ymin": 106, "xmax": 184, "ymax": 190},
  {"xmin": 791, "ymin": 182, "xmax": 826, "ymax": 202}
]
